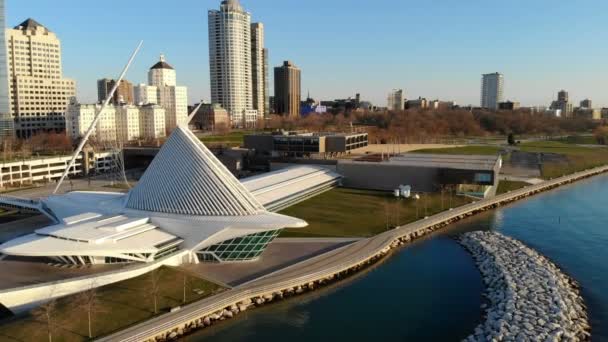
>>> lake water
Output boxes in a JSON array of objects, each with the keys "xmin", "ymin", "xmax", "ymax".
[{"xmin": 188, "ymin": 175, "xmax": 608, "ymax": 341}]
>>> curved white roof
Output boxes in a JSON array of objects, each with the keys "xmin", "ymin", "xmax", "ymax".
[
  {"xmin": 243, "ymin": 166, "xmax": 341, "ymax": 211},
  {"xmin": 0, "ymin": 214, "xmax": 180, "ymax": 259},
  {"xmin": 126, "ymin": 127, "xmax": 265, "ymax": 217}
]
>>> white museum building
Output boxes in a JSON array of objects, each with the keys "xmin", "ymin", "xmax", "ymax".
[{"xmin": 0, "ymin": 126, "xmax": 341, "ymax": 265}]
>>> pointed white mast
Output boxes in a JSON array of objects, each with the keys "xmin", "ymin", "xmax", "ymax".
[
  {"xmin": 186, "ymin": 101, "xmax": 205, "ymax": 125},
  {"xmin": 53, "ymin": 41, "xmax": 143, "ymax": 194}
]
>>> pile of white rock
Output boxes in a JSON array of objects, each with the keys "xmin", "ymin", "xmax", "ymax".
[{"xmin": 459, "ymin": 231, "xmax": 590, "ymax": 342}]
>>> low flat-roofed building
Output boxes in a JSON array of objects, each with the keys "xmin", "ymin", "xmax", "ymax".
[
  {"xmin": 0, "ymin": 151, "xmax": 119, "ymax": 189},
  {"xmin": 574, "ymin": 108, "xmax": 601, "ymax": 120},
  {"xmin": 337, "ymin": 153, "xmax": 502, "ymax": 198},
  {"xmin": 499, "ymin": 101, "xmax": 521, "ymax": 111},
  {"xmin": 244, "ymin": 131, "xmax": 368, "ymax": 157}
]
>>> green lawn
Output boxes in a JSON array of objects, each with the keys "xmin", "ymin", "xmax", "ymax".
[
  {"xmin": 279, "ymin": 188, "xmax": 472, "ymax": 238},
  {"xmin": 410, "ymin": 145, "xmax": 503, "ymax": 156},
  {"xmin": 102, "ymin": 183, "xmax": 132, "ymax": 190},
  {"xmin": 0, "ymin": 267, "xmax": 224, "ymax": 342},
  {"xmin": 199, "ymin": 131, "xmax": 248, "ymax": 146},
  {"xmin": 496, "ymin": 181, "xmax": 529, "ymax": 195},
  {"xmin": 520, "ymin": 141, "xmax": 608, "ymax": 179},
  {"xmin": 554, "ymin": 135, "xmax": 598, "ymax": 145}
]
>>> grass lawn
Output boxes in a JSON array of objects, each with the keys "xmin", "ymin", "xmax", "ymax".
[
  {"xmin": 199, "ymin": 131, "xmax": 248, "ymax": 146},
  {"xmin": 410, "ymin": 145, "xmax": 503, "ymax": 156},
  {"xmin": 520, "ymin": 141, "xmax": 608, "ymax": 179},
  {"xmin": 0, "ymin": 267, "xmax": 224, "ymax": 342},
  {"xmin": 496, "ymin": 181, "xmax": 529, "ymax": 195},
  {"xmin": 554, "ymin": 135, "xmax": 598, "ymax": 145},
  {"xmin": 102, "ymin": 183, "xmax": 132, "ymax": 190},
  {"xmin": 279, "ymin": 188, "xmax": 472, "ymax": 238}
]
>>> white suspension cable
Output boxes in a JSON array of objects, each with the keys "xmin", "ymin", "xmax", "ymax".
[
  {"xmin": 53, "ymin": 41, "xmax": 143, "ymax": 194},
  {"xmin": 186, "ymin": 101, "xmax": 205, "ymax": 126}
]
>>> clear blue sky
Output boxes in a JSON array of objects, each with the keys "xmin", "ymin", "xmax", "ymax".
[{"xmin": 6, "ymin": 0, "xmax": 608, "ymax": 107}]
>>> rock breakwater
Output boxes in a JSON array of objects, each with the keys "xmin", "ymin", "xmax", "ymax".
[{"xmin": 459, "ymin": 231, "xmax": 590, "ymax": 342}]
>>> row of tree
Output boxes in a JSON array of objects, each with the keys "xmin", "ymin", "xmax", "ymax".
[
  {"xmin": 257, "ymin": 109, "xmax": 600, "ymax": 144},
  {"xmin": 30, "ymin": 268, "xmax": 195, "ymax": 342},
  {"xmin": 1, "ymin": 109, "xmax": 603, "ymax": 159}
]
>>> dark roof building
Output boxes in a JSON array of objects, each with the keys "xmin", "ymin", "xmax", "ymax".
[
  {"xmin": 14, "ymin": 18, "xmax": 46, "ymax": 30},
  {"xmin": 150, "ymin": 60, "xmax": 174, "ymax": 70}
]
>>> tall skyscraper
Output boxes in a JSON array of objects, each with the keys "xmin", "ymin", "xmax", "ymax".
[
  {"xmin": 274, "ymin": 61, "xmax": 301, "ymax": 118},
  {"xmin": 263, "ymin": 48, "xmax": 269, "ymax": 118},
  {"xmin": 558, "ymin": 90, "xmax": 569, "ymax": 103},
  {"xmin": 134, "ymin": 55, "xmax": 188, "ymax": 133},
  {"xmin": 550, "ymin": 90, "xmax": 574, "ymax": 117},
  {"xmin": 481, "ymin": 72, "xmax": 504, "ymax": 110},
  {"xmin": 208, "ymin": 0, "xmax": 252, "ymax": 126},
  {"xmin": 6, "ymin": 19, "xmax": 76, "ymax": 138},
  {"xmin": 97, "ymin": 78, "xmax": 134, "ymax": 105},
  {"xmin": 387, "ymin": 89, "xmax": 404, "ymax": 111},
  {"xmin": 0, "ymin": 0, "xmax": 13, "ymax": 138},
  {"xmin": 251, "ymin": 23, "xmax": 267, "ymax": 118},
  {"xmin": 580, "ymin": 99, "xmax": 592, "ymax": 109}
]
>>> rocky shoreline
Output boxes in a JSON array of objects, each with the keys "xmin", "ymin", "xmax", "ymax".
[{"xmin": 459, "ymin": 231, "xmax": 590, "ymax": 342}]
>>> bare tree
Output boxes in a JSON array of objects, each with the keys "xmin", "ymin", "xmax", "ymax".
[
  {"xmin": 31, "ymin": 290, "xmax": 58, "ymax": 342},
  {"xmin": 384, "ymin": 199, "xmax": 390, "ymax": 230},
  {"xmin": 182, "ymin": 272, "xmax": 195, "ymax": 304},
  {"xmin": 74, "ymin": 282, "xmax": 105, "ymax": 339},
  {"xmin": 149, "ymin": 268, "xmax": 162, "ymax": 314}
]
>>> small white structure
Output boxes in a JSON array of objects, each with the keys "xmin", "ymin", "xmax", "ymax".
[{"xmin": 399, "ymin": 185, "xmax": 412, "ymax": 198}]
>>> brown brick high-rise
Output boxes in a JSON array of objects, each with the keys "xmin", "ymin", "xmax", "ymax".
[{"xmin": 274, "ymin": 61, "xmax": 301, "ymax": 118}]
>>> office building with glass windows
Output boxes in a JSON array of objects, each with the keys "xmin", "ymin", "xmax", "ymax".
[{"xmin": 0, "ymin": 0, "xmax": 13, "ymax": 137}]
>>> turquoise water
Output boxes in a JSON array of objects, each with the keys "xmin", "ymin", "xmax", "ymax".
[{"xmin": 189, "ymin": 175, "xmax": 608, "ymax": 341}]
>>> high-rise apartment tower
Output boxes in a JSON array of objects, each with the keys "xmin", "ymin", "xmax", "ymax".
[
  {"xmin": 274, "ymin": 61, "xmax": 301, "ymax": 118},
  {"xmin": 0, "ymin": 0, "xmax": 13, "ymax": 137},
  {"xmin": 481, "ymin": 72, "xmax": 504, "ymax": 110}
]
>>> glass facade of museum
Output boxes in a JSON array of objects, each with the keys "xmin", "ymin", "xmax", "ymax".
[{"xmin": 197, "ymin": 230, "xmax": 281, "ymax": 262}]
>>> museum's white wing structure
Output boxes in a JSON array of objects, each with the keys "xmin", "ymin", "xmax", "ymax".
[{"xmin": 0, "ymin": 126, "xmax": 312, "ymax": 265}]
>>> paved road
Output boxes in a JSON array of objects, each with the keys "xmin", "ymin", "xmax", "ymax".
[{"xmin": 98, "ymin": 164, "xmax": 608, "ymax": 342}]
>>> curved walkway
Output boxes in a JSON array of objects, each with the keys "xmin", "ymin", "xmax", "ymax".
[{"xmin": 98, "ymin": 165, "xmax": 608, "ymax": 342}]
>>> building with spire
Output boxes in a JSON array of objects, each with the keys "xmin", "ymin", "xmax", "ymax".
[
  {"xmin": 6, "ymin": 18, "xmax": 76, "ymax": 138},
  {"xmin": 134, "ymin": 55, "xmax": 188, "ymax": 133},
  {"xmin": 208, "ymin": 0, "xmax": 266, "ymax": 127},
  {"xmin": 0, "ymin": 0, "xmax": 13, "ymax": 138}
]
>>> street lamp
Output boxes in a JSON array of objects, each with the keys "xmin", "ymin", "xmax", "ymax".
[{"xmin": 414, "ymin": 193, "xmax": 421, "ymax": 219}]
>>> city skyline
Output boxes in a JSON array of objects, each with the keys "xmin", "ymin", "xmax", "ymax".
[{"xmin": 5, "ymin": 0, "xmax": 608, "ymax": 108}]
